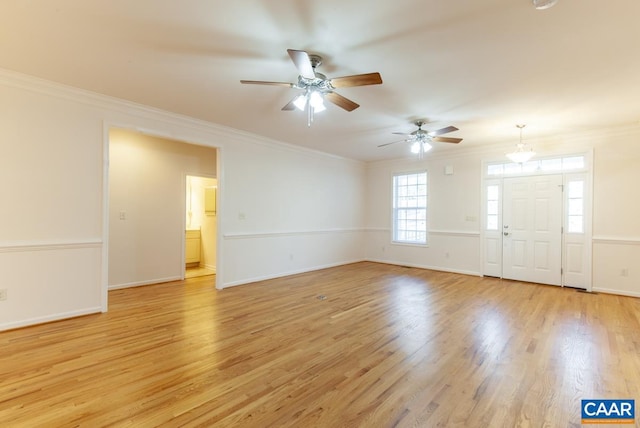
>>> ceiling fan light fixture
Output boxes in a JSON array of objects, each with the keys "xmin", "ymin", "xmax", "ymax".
[
  {"xmin": 309, "ymin": 91, "xmax": 326, "ymax": 112},
  {"xmin": 410, "ymin": 141, "xmax": 432, "ymax": 156},
  {"xmin": 532, "ymin": 0, "xmax": 559, "ymax": 10},
  {"xmin": 293, "ymin": 94, "xmax": 307, "ymax": 111},
  {"xmin": 506, "ymin": 124, "xmax": 535, "ymax": 163}
]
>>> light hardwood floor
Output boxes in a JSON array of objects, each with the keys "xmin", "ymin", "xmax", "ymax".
[{"xmin": 1, "ymin": 262, "xmax": 639, "ymax": 427}]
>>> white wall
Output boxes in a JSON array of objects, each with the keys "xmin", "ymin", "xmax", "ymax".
[
  {"xmin": 221, "ymin": 140, "xmax": 367, "ymax": 286},
  {"xmin": 0, "ymin": 76, "xmax": 104, "ymax": 330},
  {"xmin": 0, "ymin": 69, "xmax": 367, "ymax": 330},
  {"xmin": 590, "ymin": 128, "xmax": 640, "ymax": 296},
  {"xmin": 108, "ymin": 129, "xmax": 217, "ymax": 288}
]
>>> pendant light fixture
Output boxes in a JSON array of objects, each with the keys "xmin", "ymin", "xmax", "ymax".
[{"xmin": 506, "ymin": 124, "xmax": 535, "ymax": 164}]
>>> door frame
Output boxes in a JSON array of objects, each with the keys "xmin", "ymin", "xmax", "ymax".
[
  {"xmin": 480, "ymin": 151, "xmax": 593, "ymax": 291},
  {"xmin": 182, "ymin": 173, "xmax": 218, "ymax": 280},
  {"xmin": 103, "ymin": 122, "xmax": 224, "ymax": 307}
]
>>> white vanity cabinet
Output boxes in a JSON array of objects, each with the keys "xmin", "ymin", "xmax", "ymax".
[{"xmin": 185, "ymin": 229, "xmax": 201, "ymax": 264}]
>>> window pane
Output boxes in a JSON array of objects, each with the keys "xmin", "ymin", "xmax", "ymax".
[
  {"xmin": 504, "ymin": 163, "xmax": 522, "ymax": 174},
  {"xmin": 487, "ymin": 185, "xmax": 499, "ymax": 201},
  {"xmin": 568, "ymin": 199, "xmax": 583, "ymax": 215},
  {"xmin": 487, "ymin": 215, "xmax": 498, "ymax": 230},
  {"xmin": 487, "ymin": 200, "xmax": 498, "ymax": 215},
  {"xmin": 521, "ymin": 161, "xmax": 539, "ymax": 173},
  {"xmin": 568, "ymin": 216, "xmax": 583, "ymax": 233},
  {"xmin": 562, "ymin": 156, "xmax": 585, "ymax": 170},
  {"xmin": 487, "ymin": 164, "xmax": 504, "ymax": 175},
  {"xmin": 540, "ymin": 158, "xmax": 562, "ymax": 171},
  {"xmin": 568, "ymin": 181, "xmax": 584, "ymax": 198}
]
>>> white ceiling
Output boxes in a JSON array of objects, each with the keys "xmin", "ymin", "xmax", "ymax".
[{"xmin": 1, "ymin": 0, "xmax": 639, "ymax": 161}]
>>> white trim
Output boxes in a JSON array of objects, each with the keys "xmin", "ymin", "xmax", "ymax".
[
  {"xmin": 101, "ymin": 121, "xmax": 110, "ymax": 312},
  {"xmin": 0, "ymin": 307, "xmax": 102, "ymax": 332},
  {"xmin": 0, "ymin": 68, "xmax": 362, "ymax": 165},
  {"xmin": 592, "ymin": 236, "xmax": 640, "ymax": 246},
  {"xmin": 0, "ymin": 239, "xmax": 102, "ymax": 253},
  {"xmin": 367, "ymin": 259, "xmax": 481, "ymax": 277},
  {"xmin": 480, "ymin": 151, "xmax": 594, "ymax": 290},
  {"xmin": 223, "ymin": 228, "xmax": 365, "ymax": 240},
  {"xmin": 364, "ymin": 227, "xmax": 391, "ymax": 233},
  {"xmin": 108, "ymin": 276, "xmax": 182, "ymax": 290},
  {"xmin": 592, "ymin": 287, "xmax": 640, "ymax": 299},
  {"xmin": 221, "ymin": 259, "xmax": 366, "ymax": 288},
  {"xmin": 429, "ymin": 230, "xmax": 481, "ymax": 237},
  {"xmin": 202, "ymin": 263, "xmax": 217, "ymax": 273}
]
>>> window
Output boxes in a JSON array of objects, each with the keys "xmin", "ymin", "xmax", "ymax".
[
  {"xmin": 393, "ymin": 171, "xmax": 427, "ymax": 244},
  {"xmin": 486, "ymin": 184, "xmax": 499, "ymax": 230},
  {"xmin": 567, "ymin": 180, "xmax": 584, "ymax": 233},
  {"xmin": 487, "ymin": 155, "xmax": 586, "ymax": 176}
]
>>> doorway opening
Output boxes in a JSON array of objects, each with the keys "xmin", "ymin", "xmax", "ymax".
[
  {"xmin": 107, "ymin": 127, "xmax": 219, "ymax": 293},
  {"xmin": 185, "ymin": 175, "xmax": 217, "ymax": 279}
]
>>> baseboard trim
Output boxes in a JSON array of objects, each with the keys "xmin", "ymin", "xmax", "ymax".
[
  {"xmin": 221, "ymin": 259, "xmax": 366, "ymax": 289},
  {"xmin": 0, "ymin": 306, "xmax": 102, "ymax": 332},
  {"xmin": 109, "ymin": 276, "xmax": 182, "ymax": 290},
  {"xmin": 592, "ymin": 287, "xmax": 640, "ymax": 298},
  {"xmin": 366, "ymin": 258, "xmax": 482, "ymax": 277}
]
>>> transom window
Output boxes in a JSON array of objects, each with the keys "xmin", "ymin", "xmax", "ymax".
[
  {"xmin": 392, "ymin": 171, "xmax": 427, "ymax": 245},
  {"xmin": 487, "ymin": 155, "xmax": 585, "ymax": 176}
]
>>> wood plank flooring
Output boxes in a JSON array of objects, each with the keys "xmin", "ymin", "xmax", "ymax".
[{"xmin": 1, "ymin": 262, "xmax": 639, "ymax": 427}]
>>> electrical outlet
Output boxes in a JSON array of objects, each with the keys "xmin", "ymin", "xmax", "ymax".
[
  {"xmin": 0, "ymin": 289, "xmax": 7, "ymax": 301},
  {"xmin": 621, "ymin": 268, "xmax": 629, "ymax": 277}
]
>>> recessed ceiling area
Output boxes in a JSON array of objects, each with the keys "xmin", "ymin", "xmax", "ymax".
[{"xmin": 1, "ymin": 0, "xmax": 639, "ymax": 161}]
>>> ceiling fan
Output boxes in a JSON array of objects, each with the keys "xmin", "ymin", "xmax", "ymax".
[
  {"xmin": 378, "ymin": 120, "xmax": 463, "ymax": 157},
  {"xmin": 240, "ymin": 49, "xmax": 383, "ymax": 126}
]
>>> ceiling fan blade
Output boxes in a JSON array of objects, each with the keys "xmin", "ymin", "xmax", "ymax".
[
  {"xmin": 240, "ymin": 80, "xmax": 294, "ymax": 87},
  {"xmin": 330, "ymin": 72, "xmax": 383, "ymax": 88},
  {"xmin": 325, "ymin": 92, "xmax": 360, "ymax": 112},
  {"xmin": 377, "ymin": 140, "xmax": 407, "ymax": 148},
  {"xmin": 392, "ymin": 131, "xmax": 412, "ymax": 136},
  {"xmin": 281, "ymin": 98, "xmax": 297, "ymax": 111},
  {"xmin": 429, "ymin": 125, "xmax": 459, "ymax": 136},
  {"xmin": 287, "ymin": 49, "xmax": 315, "ymax": 79},
  {"xmin": 432, "ymin": 136, "xmax": 463, "ymax": 144}
]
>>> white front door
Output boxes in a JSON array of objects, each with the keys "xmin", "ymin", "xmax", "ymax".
[{"xmin": 502, "ymin": 175, "xmax": 563, "ymax": 286}]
